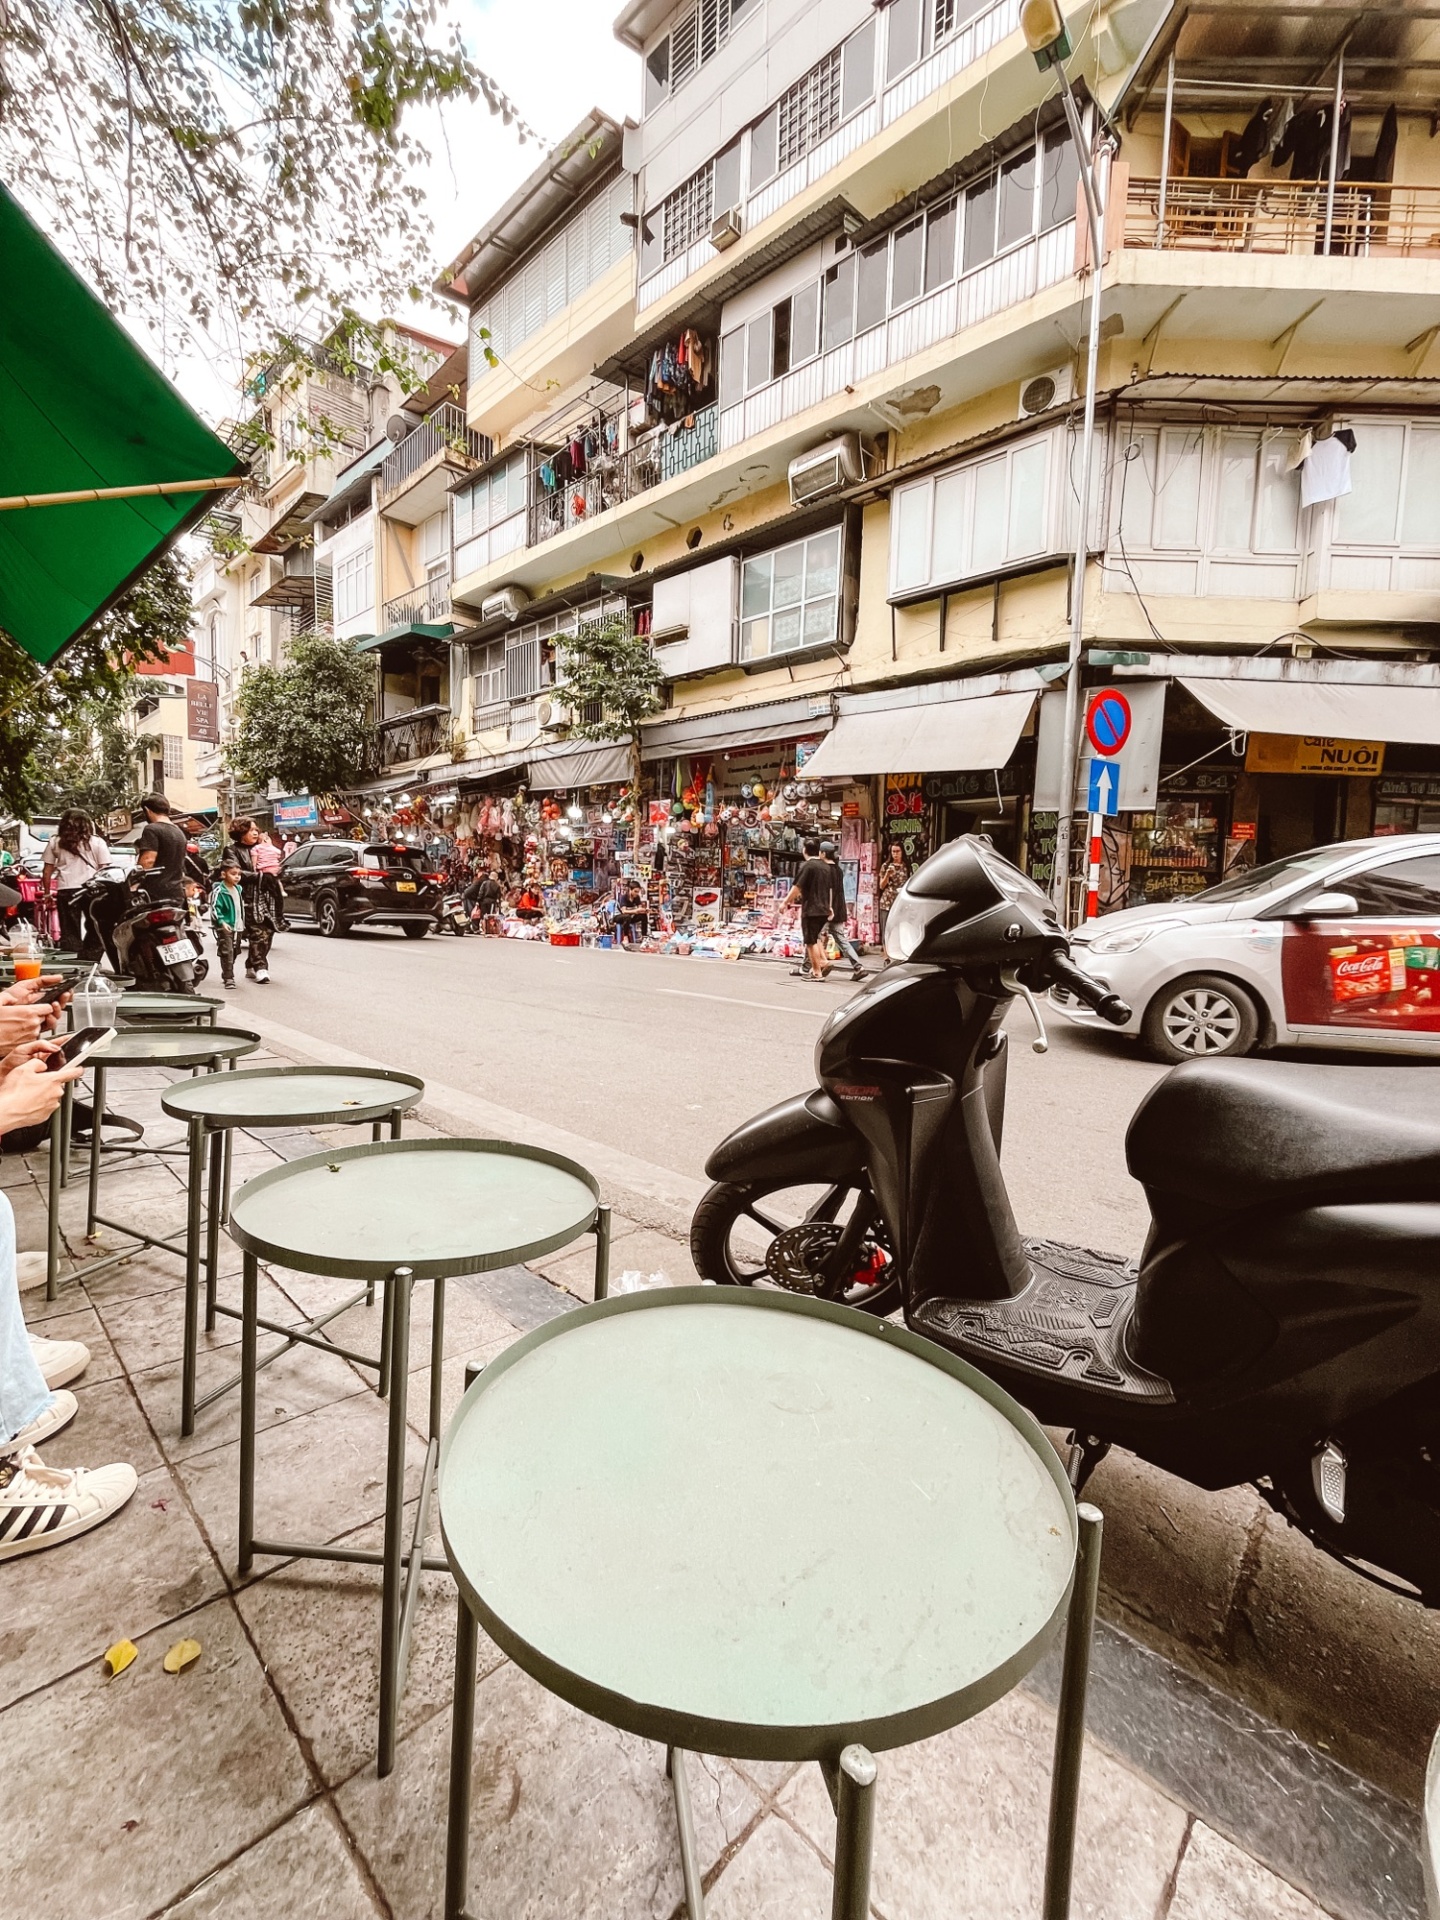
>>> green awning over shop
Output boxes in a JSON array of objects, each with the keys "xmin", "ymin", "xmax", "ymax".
[
  {"xmin": 0, "ymin": 184, "xmax": 246, "ymax": 665},
  {"xmin": 354, "ymin": 622, "xmax": 455, "ymax": 651}
]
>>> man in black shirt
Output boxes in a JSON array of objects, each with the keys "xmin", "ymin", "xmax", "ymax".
[
  {"xmin": 134, "ymin": 795, "xmax": 188, "ymax": 905},
  {"xmin": 821, "ymin": 841, "xmax": 865, "ymax": 981},
  {"xmin": 786, "ymin": 838, "xmax": 835, "ymax": 981}
]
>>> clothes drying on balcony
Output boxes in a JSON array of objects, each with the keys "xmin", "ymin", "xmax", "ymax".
[{"xmin": 644, "ymin": 328, "xmax": 713, "ymax": 426}]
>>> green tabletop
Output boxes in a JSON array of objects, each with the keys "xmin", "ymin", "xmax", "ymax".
[
  {"xmin": 118, "ymin": 992, "xmax": 224, "ymax": 1022},
  {"xmin": 95, "ymin": 1025, "xmax": 260, "ymax": 1067},
  {"xmin": 227, "ymin": 1137, "xmax": 600, "ymax": 1280},
  {"xmin": 440, "ymin": 1288, "xmax": 1077, "ymax": 1762},
  {"xmin": 161, "ymin": 1065, "xmax": 424, "ymax": 1130}
]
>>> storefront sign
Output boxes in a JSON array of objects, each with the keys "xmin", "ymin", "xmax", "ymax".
[
  {"xmin": 883, "ymin": 773, "xmax": 926, "ymax": 843},
  {"xmin": 105, "ymin": 807, "xmax": 132, "ymax": 836},
  {"xmin": 1378, "ymin": 776, "xmax": 1440, "ymax": 802},
  {"xmin": 1027, "ymin": 811, "xmax": 1058, "ymax": 892},
  {"xmin": 922, "ymin": 766, "xmax": 1025, "ymax": 803},
  {"xmin": 1245, "ymin": 734, "xmax": 1385, "ymax": 777},
  {"xmin": 272, "ymin": 795, "xmax": 321, "ymax": 829},
  {"xmin": 1230, "ymin": 820, "xmax": 1257, "ymax": 841},
  {"xmin": 186, "ymin": 677, "xmax": 219, "ymax": 743}
]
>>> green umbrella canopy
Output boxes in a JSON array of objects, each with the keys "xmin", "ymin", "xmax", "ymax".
[{"xmin": 0, "ymin": 183, "xmax": 246, "ymax": 665}]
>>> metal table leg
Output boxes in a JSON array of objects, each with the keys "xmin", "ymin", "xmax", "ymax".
[
  {"xmin": 181, "ymin": 1115, "xmax": 205, "ymax": 1436},
  {"xmin": 238, "ymin": 1249, "xmax": 258, "ymax": 1578},
  {"xmin": 831, "ymin": 1745, "xmax": 878, "ymax": 1920},
  {"xmin": 594, "ymin": 1204, "xmax": 612, "ymax": 1302},
  {"xmin": 669, "ymin": 1749, "xmax": 706, "ymax": 1919},
  {"xmin": 85, "ymin": 1061, "xmax": 106, "ymax": 1235},
  {"xmin": 378, "ymin": 1264, "xmax": 414, "ymax": 1779},
  {"xmin": 46, "ymin": 1101, "xmax": 63, "ymax": 1301},
  {"xmin": 1043, "ymin": 1502, "xmax": 1104, "ymax": 1920},
  {"xmin": 60, "ymin": 1077, "xmax": 73, "ymax": 1189},
  {"xmin": 445, "ymin": 1595, "xmax": 480, "ymax": 1920},
  {"xmin": 204, "ymin": 1125, "xmax": 225, "ymax": 1331}
]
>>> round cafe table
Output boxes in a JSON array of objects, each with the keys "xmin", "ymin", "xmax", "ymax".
[
  {"xmin": 118, "ymin": 990, "xmax": 225, "ymax": 1027},
  {"xmin": 227, "ymin": 1136, "xmax": 609, "ymax": 1777},
  {"xmin": 160, "ymin": 1066, "xmax": 425, "ymax": 1436},
  {"xmin": 439, "ymin": 1288, "xmax": 1103, "ymax": 1920}
]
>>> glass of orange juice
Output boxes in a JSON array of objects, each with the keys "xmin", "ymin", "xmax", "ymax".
[{"xmin": 12, "ymin": 956, "xmax": 41, "ymax": 981}]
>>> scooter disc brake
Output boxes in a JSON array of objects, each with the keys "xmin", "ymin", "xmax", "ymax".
[{"xmin": 764, "ymin": 1222, "xmax": 847, "ymax": 1294}]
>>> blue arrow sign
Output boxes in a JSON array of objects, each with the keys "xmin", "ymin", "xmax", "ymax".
[{"xmin": 1087, "ymin": 757, "xmax": 1119, "ymax": 816}]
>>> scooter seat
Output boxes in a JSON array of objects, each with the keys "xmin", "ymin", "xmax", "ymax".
[{"xmin": 1128, "ymin": 1058, "xmax": 1440, "ymax": 1211}]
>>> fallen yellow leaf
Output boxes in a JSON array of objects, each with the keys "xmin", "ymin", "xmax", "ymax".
[
  {"xmin": 162, "ymin": 1638, "xmax": 202, "ymax": 1674},
  {"xmin": 103, "ymin": 1639, "xmax": 138, "ymax": 1678}
]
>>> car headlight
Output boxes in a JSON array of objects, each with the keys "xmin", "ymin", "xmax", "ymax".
[
  {"xmin": 1082, "ymin": 917, "xmax": 1185, "ymax": 956},
  {"xmin": 883, "ymin": 889, "xmax": 937, "ymax": 963}
]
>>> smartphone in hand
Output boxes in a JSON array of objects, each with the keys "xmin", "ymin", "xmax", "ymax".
[{"xmin": 44, "ymin": 1027, "xmax": 116, "ymax": 1072}]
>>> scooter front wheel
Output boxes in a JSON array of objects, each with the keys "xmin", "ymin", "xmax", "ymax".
[{"xmin": 690, "ymin": 1177, "xmax": 900, "ymax": 1316}]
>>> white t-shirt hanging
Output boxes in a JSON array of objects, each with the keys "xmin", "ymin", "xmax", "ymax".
[{"xmin": 1300, "ymin": 434, "xmax": 1352, "ymax": 508}]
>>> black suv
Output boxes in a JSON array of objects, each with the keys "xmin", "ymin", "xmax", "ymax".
[{"xmin": 280, "ymin": 840, "xmax": 442, "ymax": 938}]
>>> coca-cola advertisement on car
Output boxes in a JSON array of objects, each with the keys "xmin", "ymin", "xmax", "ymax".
[{"xmin": 1283, "ymin": 925, "xmax": 1440, "ymax": 1032}]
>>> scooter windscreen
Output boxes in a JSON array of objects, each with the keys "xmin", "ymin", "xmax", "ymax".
[{"xmin": 884, "ymin": 837, "xmax": 1055, "ymax": 964}]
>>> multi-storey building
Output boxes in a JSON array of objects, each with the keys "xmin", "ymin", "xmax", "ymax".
[{"xmin": 267, "ymin": 1, "xmax": 1440, "ymax": 922}]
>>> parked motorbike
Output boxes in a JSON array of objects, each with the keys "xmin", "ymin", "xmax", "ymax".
[
  {"xmin": 695, "ymin": 834, "xmax": 1440, "ymax": 1605},
  {"xmin": 79, "ymin": 869, "xmax": 209, "ymax": 991},
  {"xmin": 439, "ymin": 892, "xmax": 475, "ymax": 936}
]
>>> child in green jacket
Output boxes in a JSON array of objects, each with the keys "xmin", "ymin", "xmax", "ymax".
[{"xmin": 210, "ymin": 855, "xmax": 245, "ymax": 989}]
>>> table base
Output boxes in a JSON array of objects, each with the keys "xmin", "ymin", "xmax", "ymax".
[{"xmin": 443, "ymin": 1510, "xmax": 1103, "ymax": 1920}]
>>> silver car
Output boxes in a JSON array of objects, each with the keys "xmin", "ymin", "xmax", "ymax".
[{"xmin": 1053, "ymin": 835, "xmax": 1440, "ymax": 1062}]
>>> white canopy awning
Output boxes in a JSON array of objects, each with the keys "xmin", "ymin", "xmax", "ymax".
[
  {"xmin": 1180, "ymin": 678, "xmax": 1440, "ymax": 746},
  {"xmin": 797, "ymin": 692, "xmax": 1035, "ymax": 779},
  {"xmin": 526, "ymin": 743, "xmax": 631, "ymax": 791}
]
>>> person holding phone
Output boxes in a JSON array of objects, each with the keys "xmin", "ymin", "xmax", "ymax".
[{"xmin": 0, "ymin": 1034, "xmax": 138, "ymax": 1557}]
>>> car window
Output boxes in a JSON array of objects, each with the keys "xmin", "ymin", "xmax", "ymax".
[
  {"xmin": 282, "ymin": 846, "xmax": 317, "ymax": 871},
  {"xmin": 1334, "ymin": 854, "xmax": 1440, "ymax": 917},
  {"xmin": 358, "ymin": 848, "xmax": 426, "ymax": 873},
  {"xmin": 1197, "ymin": 845, "xmax": 1352, "ymax": 904}
]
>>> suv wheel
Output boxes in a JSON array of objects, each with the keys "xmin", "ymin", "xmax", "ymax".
[
  {"xmin": 401, "ymin": 922, "xmax": 429, "ymax": 940},
  {"xmin": 316, "ymin": 896, "xmax": 348, "ymax": 938},
  {"xmin": 1142, "ymin": 974, "xmax": 1258, "ymax": 1063}
]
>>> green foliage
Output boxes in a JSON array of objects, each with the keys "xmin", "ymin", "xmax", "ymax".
[
  {"xmin": 43, "ymin": 707, "xmax": 158, "ymax": 820},
  {"xmin": 228, "ymin": 631, "xmax": 375, "ymax": 796},
  {"xmin": 0, "ymin": 550, "xmax": 190, "ymax": 818},
  {"xmin": 562, "ymin": 617, "xmax": 665, "ymax": 746}
]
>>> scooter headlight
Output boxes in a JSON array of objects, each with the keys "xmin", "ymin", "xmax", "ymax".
[{"xmin": 883, "ymin": 888, "xmax": 938, "ymax": 963}]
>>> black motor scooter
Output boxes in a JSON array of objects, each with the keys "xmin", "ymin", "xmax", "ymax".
[
  {"xmin": 80, "ymin": 870, "xmax": 209, "ymax": 991},
  {"xmin": 695, "ymin": 835, "xmax": 1440, "ymax": 1604}
]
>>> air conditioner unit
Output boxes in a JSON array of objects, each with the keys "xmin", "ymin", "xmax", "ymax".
[
  {"xmin": 535, "ymin": 696, "xmax": 572, "ymax": 733},
  {"xmin": 480, "ymin": 585, "xmax": 531, "ymax": 624},
  {"xmin": 709, "ymin": 207, "xmax": 743, "ymax": 251},
  {"xmin": 1018, "ymin": 366, "xmax": 1075, "ymax": 419},
  {"xmin": 788, "ymin": 433, "xmax": 864, "ymax": 507}
]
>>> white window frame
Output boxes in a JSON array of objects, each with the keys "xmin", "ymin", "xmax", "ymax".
[
  {"xmin": 333, "ymin": 546, "xmax": 373, "ymax": 625},
  {"xmin": 162, "ymin": 734, "xmax": 185, "ymax": 780},
  {"xmin": 452, "ymin": 453, "xmax": 529, "ymax": 577},
  {"xmin": 739, "ymin": 527, "xmax": 843, "ymax": 662},
  {"xmin": 889, "ymin": 428, "xmax": 1066, "ymax": 599}
]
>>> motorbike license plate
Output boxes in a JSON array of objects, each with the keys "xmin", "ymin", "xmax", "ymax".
[
  {"xmin": 395, "ymin": 880, "xmax": 417, "ymax": 892},
  {"xmin": 159, "ymin": 940, "xmax": 196, "ymax": 966}
]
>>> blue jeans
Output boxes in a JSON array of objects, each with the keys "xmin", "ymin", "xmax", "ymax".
[
  {"xmin": 0, "ymin": 1192, "xmax": 51, "ymax": 1448},
  {"xmin": 826, "ymin": 919, "xmax": 863, "ymax": 969}
]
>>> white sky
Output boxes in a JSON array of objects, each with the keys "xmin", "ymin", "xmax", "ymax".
[{"xmin": 161, "ymin": 0, "xmax": 640, "ymax": 422}]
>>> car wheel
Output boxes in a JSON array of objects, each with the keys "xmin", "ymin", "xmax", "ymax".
[
  {"xmin": 402, "ymin": 922, "xmax": 429, "ymax": 940},
  {"xmin": 1142, "ymin": 974, "xmax": 1259, "ymax": 1063},
  {"xmin": 316, "ymin": 896, "xmax": 348, "ymax": 938}
]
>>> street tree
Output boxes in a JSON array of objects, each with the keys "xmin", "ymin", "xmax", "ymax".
[
  {"xmin": 560, "ymin": 615, "xmax": 666, "ymax": 831},
  {"xmin": 0, "ymin": 550, "xmax": 188, "ymax": 818},
  {"xmin": 0, "ymin": 0, "xmax": 541, "ymax": 377},
  {"xmin": 228, "ymin": 631, "xmax": 375, "ymax": 798}
]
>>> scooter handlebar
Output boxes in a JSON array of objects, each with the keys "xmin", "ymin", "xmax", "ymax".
[{"xmin": 1045, "ymin": 953, "xmax": 1132, "ymax": 1026}]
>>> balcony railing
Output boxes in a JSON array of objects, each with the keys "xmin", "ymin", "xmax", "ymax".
[
  {"xmin": 1124, "ymin": 177, "xmax": 1440, "ymax": 257},
  {"xmin": 378, "ymin": 704, "xmax": 451, "ymax": 769},
  {"xmin": 471, "ymin": 699, "xmax": 510, "ymax": 734},
  {"xmin": 527, "ymin": 405, "xmax": 719, "ymax": 547},
  {"xmin": 380, "ymin": 405, "xmax": 491, "ymax": 498},
  {"xmin": 381, "ymin": 570, "xmax": 453, "ymax": 630}
]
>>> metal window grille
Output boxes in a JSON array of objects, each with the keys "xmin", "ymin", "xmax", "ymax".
[
  {"xmin": 505, "ymin": 630, "xmax": 541, "ymax": 701},
  {"xmin": 934, "ymin": 0, "xmax": 956, "ymax": 38},
  {"xmin": 661, "ymin": 164, "xmax": 715, "ymax": 263},
  {"xmin": 313, "ymin": 560, "xmax": 333, "ymax": 632},
  {"xmin": 470, "ymin": 641, "xmax": 505, "ymax": 709},
  {"xmin": 162, "ymin": 734, "xmax": 184, "ymax": 779},
  {"xmin": 667, "ymin": 0, "xmax": 741, "ymax": 96},
  {"xmin": 777, "ymin": 48, "xmax": 842, "ymax": 173}
]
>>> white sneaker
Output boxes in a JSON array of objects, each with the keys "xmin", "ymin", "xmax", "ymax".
[
  {"xmin": 7, "ymin": 1390, "xmax": 78, "ymax": 1451},
  {"xmin": 0, "ymin": 1447, "xmax": 138, "ymax": 1560},
  {"xmin": 254, "ymin": 968, "xmax": 270, "ymax": 983},
  {"xmin": 16, "ymin": 1251, "xmax": 48, "ymax": 1293},
  {"xmin": 28, "ymin": 1334, "xmax": 90, "ymax": 1389}
]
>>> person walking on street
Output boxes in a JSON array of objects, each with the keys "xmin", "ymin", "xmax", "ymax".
[
  {"xmin": 463, "ymin": 866, "xmax": 502, "ymax": 933},
  {"xmin": 786, "ymin": 838, "xmax": 835, "ymax": 981},
  {"xmin": 209, "ymin": 854, "xmax": 245, "ymax": 990},
  {"xmin": 40, "ymin": 811, "xmax": 109, "ymax": 959},
  {"xmin": 821, "ymin": 841, "xmax": 865, "ymax": 981},
  {"xmin": 134, "ymin": 794, "xmax": 188, "ymax": 906},
  {"xmin": 226, "ymin": 817, "xmax": 280, "ymax": 984}
]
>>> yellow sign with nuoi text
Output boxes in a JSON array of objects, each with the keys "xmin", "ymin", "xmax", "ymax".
[{"xmin": 1245, "ymin": 734, "xmax": 1385, "ymax": 777}]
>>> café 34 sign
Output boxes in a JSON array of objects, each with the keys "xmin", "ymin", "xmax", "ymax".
[{"xmin": 1246, "ymin": 734, "xmax": 1385, "ymax": 776}]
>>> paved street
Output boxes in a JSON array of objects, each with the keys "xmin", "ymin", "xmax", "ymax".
[{"xmin": 249, "ymin": 924, "xmax": 1165, "ymax": 1254}]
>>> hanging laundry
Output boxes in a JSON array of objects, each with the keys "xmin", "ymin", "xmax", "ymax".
[
  {"xmin": 1285, "ymin": 429, "xmax": 1313, "ymax": 474},
  {"xmin": 1235, "ymin": 98, "xmax": 1277, "ymax": 175},
  {"xmin": 1299, "ymin": 430, "xmax": 1354, "ymax": 507},
  {"xmin": 1275, "ymin": 101, "xmax": 1350, "ymax": 181}
]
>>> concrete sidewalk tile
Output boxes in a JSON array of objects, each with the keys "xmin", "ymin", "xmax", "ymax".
[
  {"xmin": 409, "ymin": 1334, "xmax": 521, "ymax": 1442},
  {"xmin": 533, "ymin": 1222, "xmax": 697, "ymax": 1301},
  {"xmin": 132, "ymin": 1338, "xmax": 373, "ymax": 1464},
  {"xmin": 336, "ymin": 1659, "xmax": 761, "ymax": 1919},
  {"xmin": 778, "ymin": 1691, "xmax": 1187, "ymax": 1920},
  {"xmin": 0, "ymin": 1460, "xmax": 223, "ymax": 1711},
  {"xmin": 41, "ymin": 1372, "xmax": 164, "ymax": 1477},
  {"xmin": 0, "ymin": 1596, "xmax": 311, "ymax": 1920},
  {"xmin": 158, "ymin": 1801, "xmax": 383, "ymax": 1919},
  {"xmin": 19, "ymin": 1299, "xmax": 122, "ymax": 1381},
  {"xmin": 98, "ymin": 1266, "xmax": 300, "ymax": 1375},
  {"xmin": 237, "ymin": 1507, "xmax": 505, "ymax": 1787},
  {"xmin": 173, "ymin": 1386, "xmax": 428, "ymax": 1572},
  {"xmin": 1168, "ymin": 1823, "xmax": 1335, "ymax": 1920},
  {"xmin": 705, "ymin": 1811, "xmax": 836, "ymax": 1918},
  {"xmin": 77, "ymin": 1246, "xmax": 190, "ymax": 1306}
]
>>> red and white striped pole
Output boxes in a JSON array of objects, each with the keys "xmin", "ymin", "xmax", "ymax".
[{"xmin": 1085, "ymin": 811, "xmax": 1103, "ymax": 923}]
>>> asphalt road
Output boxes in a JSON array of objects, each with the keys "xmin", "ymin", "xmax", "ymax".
[{"xmin": 231, "ymin": 919, "xmax": 1168, "ymax": 1253}]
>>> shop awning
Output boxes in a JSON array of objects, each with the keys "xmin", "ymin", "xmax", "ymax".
[
  {"xmin": 527, "ymin": 743, "xmax": 631, "ymax": 791},
  {"xmin": 798, "ymin": 692, "xmax": 1036, "ymax": 779},
  {"xmin": 354, "ymin": 622, "xmax": 454, "ymax": 651},
  {"xmin": 0, "ymin": 185, "xmax": 247, "ymax": 666},
  {"xmin": 1180, "ymin": 678, "xmax": 1440, "ymax": 747}
]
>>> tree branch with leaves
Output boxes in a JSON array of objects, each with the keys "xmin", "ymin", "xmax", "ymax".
[
  {"xmin": 227, "ymin": 629, "xmax": 376, "ymax": 797},
  {"xmin": 559, "ymin": 614, "xmax": 665, "ymax": 833}
]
